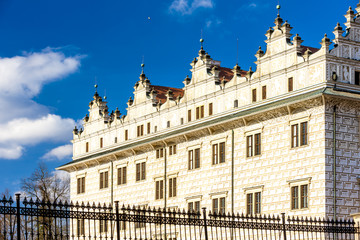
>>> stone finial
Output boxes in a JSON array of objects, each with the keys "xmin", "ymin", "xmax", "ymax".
[
  {"xmin": 265, "ymin": 27, "xmax": 274, "ymax": 39},
  {"xmin": 320, "ymin": 34, "xmax": 332, "ymax": 53},
  {"xmin": 282, "ymin": 21, "xmax": 293, "ymax": 37},
  {"xmin": 211, "ymin": 65, "xmax": 220, "ymax": 77},
  {"xmin": 303, "ymin": 48, "xmax": 312, "ymax": 61},
  {"xmin": 345, "ymin": 6, "xmax": 355, "ymax": 23},
  {"xmin": 184, "ymin": 75, "xmax": 191, "ymax": 85},
  {"xmin": 198, "ymin": 46, "xmax": 206, "ymax": 58},
  {"xmin": 232, "ymin": 64, "xmax": 241, "ymax": 75},
  {"xmin": 220, "ymin": 76, "xmax": 226, "ymax": 89},
  {"xmin": 356, "ymin": 1, "xmax": 360, "ymax": 14},
  {"xmin": 255, "ymin": 46, "xmax": 265, "ymax": 59},
  {"xmin": 333, "ymin": 22, "xmax": 344, "ymax": 39},
  {"xmin": 84, "ymin": 114, "xmax": 89, "ymax": 122},
  {"xmin": 246, "ymin": 66, "xmax": 254, "ymax": 80},
  {"xmin": 292, "ymin": 34, "xmax": 303, "ymax": 48},
  {"xmin": 127, "ymin": 97, "xmax": 134, "ymax": 107},
  {"xmin": 274, "ymin": 14, "xmax": 283, "ymax": 28},
  {"xmin": 114, "ymin": 107, "xmax": 121, "ymax": 119},
  {"xmin": 73, "ymin": 126, "xmax": 78, "ymax": 135},
  {"xmin": 191, "ymin": 57, "xmax": 198, "ymax": 66},
  {"xmin": 150, "ymin": 87, "xmax": 157, "ymax": 100},
  {"xmin": 166, "ymin": 89, "xmax": 174, "ymax": 100}
]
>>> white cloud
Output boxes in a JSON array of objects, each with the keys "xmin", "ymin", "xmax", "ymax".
[
  {"xmin": 205, "ymin": 17, "xmax": 222, "ymax": 29},
  {"xmin": 248, "ymin": 3, "xmax": 257, "ymax": 8},
  {"xmin": 43, "ymin": 144, "xmax": 73, "ymax": 161},
  {"xmin": 169, "ymin": 0, "xmax": 214, "ymax": 15},
  {"xmin": 0, "ymin": 48, "xmax": 81, "ymax": 160}
]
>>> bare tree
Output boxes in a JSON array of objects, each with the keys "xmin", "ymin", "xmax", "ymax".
[{"xmin": 21, "ymin": 162, "xmax": 70, "ymax": 202}]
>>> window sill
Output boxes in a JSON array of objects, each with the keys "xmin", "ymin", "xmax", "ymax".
[
  {"xmin": 212, "ymin": 161, "xmax": 226, "ymax": 166},
  {"xmin": 290, "ymin": 144, "xmax": 309, "ymax": 150}
]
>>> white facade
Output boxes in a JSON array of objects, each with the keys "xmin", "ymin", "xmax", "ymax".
[{"xmin": 58, "ymin": 2, "xmax": 360, "ymax": 219}]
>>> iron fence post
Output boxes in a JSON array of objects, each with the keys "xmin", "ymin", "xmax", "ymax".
[
  {"xmin": 202, "ymin": 207, "xmax": 209, "ymax": 240},
  {"xmin": 15, "ymin": 194, "xmax": 21, "ymax": 240},
  {"xmin": 115, "ymin": 201, "xmax": 120, "ymax": 240},
  {"xmin": 281, "ymin": 213, "xmax": 287, "ymax": 240}
]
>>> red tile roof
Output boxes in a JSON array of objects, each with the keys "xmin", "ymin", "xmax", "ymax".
[
  {"xmin": 300, "ymin": 46, "xmax": 319, "ymax": 55},
  {"xmin": 150, "ymin": 85, "xmax": 184, "ymax": 104},
  {"xmin": 218, "ymin": 66, "xmax": 248, "ymax": 82}
]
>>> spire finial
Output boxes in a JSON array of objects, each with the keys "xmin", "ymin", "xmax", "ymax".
[
  {"xmin": 276, "ymin": 0, "xmax": 281, "ymax": 17},
  {"xmin": 94, "ymin": 76, "xmax": 98, "ymax": 93},
  {"xmin": 236, "ymin": 37, "xmax": 239, "ymax": 65},
  {"xmin": 141, "ymin": 56, "xmax": 145, "ymax": 74}
]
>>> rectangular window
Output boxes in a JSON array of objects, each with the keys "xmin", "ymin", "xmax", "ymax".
[
  {"xmin": 246, "ymin": 192, "xmax": 261, "ymax": 215},
  {"xmin": 291, "ymin": 184, "xmax": 308, "ymax": 210},
  {"xmin": 288, "ymin": 77, "xmax": 293, "ymax": 92},
  {"xmin": 209, "ymin": 103, "xmax": 213, "ymax": 116},
  {"xmin": 154, "ymin": 126, "xmax": 157, "ymax": 132},
  {"xmin": 247, "ymin": 134, "xmax": 261, "ymax": 157},
  {"xmin": 188, "ymin": 109, "xmax": 192, "ymax": 122},
  {"xmin": 136, "ymin": 162, "xmax": 146, "ymax": 181},
  {"xmin": 77, "ymin": 219, "xmax": 85, "ymax": 236},
  {"xmin": 155, "ymin": 180, "xmax": 164, "ymax": 200},
  {"xmin": 147, "ymin": 122, "xmax": 151, "ymax": 134},
  {"xmin": 201, "ymin": 105, "xmax": 204, "ymax": 118},
  {"xmin": 100, "ymin": 138, "xmax": 103, "ymax": 148},
  {"xmin": 156, "ymin": 148, "xmax": 164, "ymax": 159},
  {"xmin": 196, "ymin": 107, "xmax": 200, "ymax": 119},
  {"xmin": 212, "ymin": 142, "xmax": 225, "ymax": 164},
  {"xmin": 196, "ymin": 106, "xmax": 204, "ymax": 119},
  {"xmin": 169, "ymin": 177, "xmax": 177, "ymax": 198},
  {"xmin": 252, "ymin": 89, "xmax": 257, "ymax": 102},
  {"xmin": 77, "ymin": 177, "xmax": 85, "ymax": 194},
  {"xmin": 212, "ymin": 197, "xmax": 225, "ymax": 215},
  {"xmin": 188, "ymin": 148, "xmax": 200, "ymax": 170},
  {"xmin": 86, "ymin": 142, "xmax": 89, "ymax": 153},
  {"xmin": 180, "ymin": 118, "xmax": 184, "ymax": 125},
  {"xmin": 291, "ymin": 122, "xmax": 308, "ymax": 148},
  {"xmin": 188, "ymin": 201, "xmax": 200, "ymax": 213},
  {"xmin": 234, "ymin": 100, "xmax": 238, "ymax": 108},
  {"xmin": 117, "ymin": 167, "xmax": 127, "ymax": 185},
  {"xmin": 169, "ymin": 145, "xmax": 177, "ymax": 155},
  {"xmin": 114, "ymin": 137, "xmax": 118, "ymax": 143},
  {"xmin": 262, "ymin": 86, "xmax": 267, "ymax": 100},
  {"xmin": 167, "ymin": 121, "xmax": 170, "ymax": 128},
  {"xmin": 137, "ymin": 125, "xmax": 144, "ymax": 137},
  {"xmin": 125, "ymin": 130, "xmax": 128, "ymax": 140},
  {"xmin": 100, "ymin": 219, "xmax": 108, "ymax": 233},
  {"xmin": 355, "ymin": 71, "xmax": 360, "ymax": 85},
  {"xmin": 99, "ymin": 171, "xmax": 109, "ymax": 189}
]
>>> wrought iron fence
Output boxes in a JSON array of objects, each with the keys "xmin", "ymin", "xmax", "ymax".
[{"xmin": 0, "ymin": 194, "xmax": 358, "ymax": 240}]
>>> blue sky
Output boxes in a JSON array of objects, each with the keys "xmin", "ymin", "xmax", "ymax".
[{"xmin": 0, "ymin": 0, "xmax": 355, "ymax": 194}]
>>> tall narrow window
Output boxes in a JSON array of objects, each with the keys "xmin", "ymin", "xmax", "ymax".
[
  {"xmin": 155, "ymin": 180, "xmax": 164, "ymax": 200},
  {"xmin": 156, "ymin": 148, "xmax": 164, "ymax": 159},
  {"xmin": 246, "ymin": 192, "xmax": 261, "ymax": 215},
  {"xmin": 100, "ymin": 138, "xmax": 103, "ymax": 148},
  {"xmin": 169, "ymin": 145, "xmax": 177, "ymax": 155},
  {"xmin": 291, "ymin": 122, "xmax": 308, "ymax": 148},
  {"xmin": 169, "ymin": 177, "xmax": 177, "ymax": 198},
  {"xmin": 188, "ymin": 201, "xmax": 200, "ymax": 213},
  {"xmin": 114, "ymin": 137, "xmax": 118, "ymax": 143},
  {"xmin": 136, "ymin": 162, "xmax": 146, "ymax": 181},
  {"xmin": 137, "ymin": 125, "xmax": 144, "ymax": 137},
  {"xmin": 288, "ymin": 77, "xmax": 293, "ymax": 92},
  {"xmin": 247, "ymin": 134, "xmax": 261, "ymax": 157},
  {"xmin": 290, "ymin": 184, "xmax": 309, "ymax": 210},
  {"xmin": 212, "ymin": 142, "xmax": 225, "ymax": 164},
  {"xmin": 147, "ymin": 122, "xmax": 151, "ymax": 134},
  {"xmin": 188, "ymin": 148, "xmax": 200, "ymax": 170},
  {"xmin": 154, "ymin": 126, "xmax": 158, "ymax": 132},
  {"xmin": 262, "ymin": 86, "xmax": 267, "ymax": 100},
  {"xmin": 188, "ymin": 109, "xmax": 192, "ymax": 122},
  {"xmin": 196, "ymin": 107, "xmax": 200, "ymax": 119},
  {"xmin": 252, "ymin": 89, "xmax": 257, "ymax": 102},
  {"xmin": 125, "ymin": 130, "xmax": 128, "ymax": 140},
  {"xmin": 180, "ymin": 118, "xmax": 184, "ymax": 125},
  {"xmin": 117, "ymin": 167, "xmax": 127, "ymax": 185},
  {"xmin": 201, "ymin": 105, "xmax": 204, "ymax": 118},
  {"xmin": 212, "ymin": 197, "xmax": 225, "ymax": 215},
  {"xmin": 86, "ymin": 142, "xmax": 89, "ymax": 153},
  {"xmin": 99, "ymin": 171, "xmax": 109, "ymax": 189},
  {"xmin": 209, "ymin": 103, "xmax": 213, "ymax": 116},
  {"xmin": 234, "ymin": 100, "xmax": 238, "ymax": 108},
  {"xmin": 167, "ymin": 121, "xmax": 170, "ymax": 128},
  {"xmin": 77, "ymin": 177, "xmax": 85, "ymax": 194}
]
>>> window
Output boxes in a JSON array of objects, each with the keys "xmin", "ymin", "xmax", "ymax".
[
  {"xmin": 167, "ymin": 121, "xmax": 170, "ymax": 128},
  {"xmin": 262, "ymin": 86, "xmax": 267, "ymax": 100},
  {"xmin": 125, "ymin": 130, "xmax": 128, "ymax": 140},
  {"xmin": 288, "ymin": 77, "xmax": 293, "ymax": 92},
  {"xmin": 180, "ymin": 118, "xmax": 184, "ymax": 125},
  {"xmin": 246, "ymin": 192, "xmax": 261, "ymax": 215},
  {"xmin": 209, "ymin": 103, "xmax": 213, "ymax": 116},
  {"xmin": 137, "ymin": 125, "xmax": 144, "ymax": 137},
  {"xmin": 156, "ymin": 148, "xmax": 164, "ymax": 159},
  {"xmin": 77, "ymin": 177, "xmax": 85, "ymax": 194},
  {"xmin": 188, "ymin": 148, "xmax": 200, "ymax": 170},
  {"xmin": 196, "ymin": 106, "xmax": 204, "ymax": 119},
  {"xmin": 147, "ymin": 122, "xmax": 151, "ymax": 134},
  {"xmin": 86, "ymin": 142, "xmax": 89, "ymax": 153},
  {"xmin": 117, "ymin": 166, "xmax": 127, "ymax": 185},
  {"xmin": 355, "ymin": 71, "xmax": 360, "ymax": 85},
  {"xmin": 100, "ymin": 219, "xmax": 108, "ymax": 233},
  {"xmin": 169, "ymin": 177, "xmax": 177, "ymax": 198},
  {"xmin": 212, "ymin": 142, "xmax": 225, "ymax": 164},
  {"xmin": 154, "ymin": 126, "xmax": 158, "ymax": 132},
  {"xmin": 155, "ymin": 180, "xmax": 164, "ymax": 200},
  {"xmin": 169, "ymin": 145, "xmax": 177, "ymax": 155},
  {"xmin": 100, "ymin": 138, "xmax": 103, "ymax": 148},
  {"xmin": 234, "ymin": 100, "xmax": 238, "ymax": 108},
  {"xmin": 77, "ymin": 219, "xmax": 85, "ymax": 236},
  {"xmin": 188, "ymin": 201, "xmax": 200, "ymax": 213},
  {"xmin": 99, "ymin": 171, "xmax": 109, "ymax": 189},
  {"xmin": 136, "ymin": 162, "xmax": 146, "ymax": 181},
  {"xmin": 291, "ymin": 122, "xmax": 308, "ymax": 148},
  {"xmin": 291, "ymin": 184, "xmax": 308, "ymax": 210},
  {"xmin": 114, "ymin": 137, "xmax": 118, "ymax": 143},
  {"xmin": 246, "ymin": 133, "xmax": 261, "ymax": 157},
  {"xmin": 252, "ymin": 89, "xmax": 257, "ymax": 102},
  {"xmin": 212, "ymin": 197, "xmax": 225, "ymax": 215},
  {"xmin": 188, "ymin": 109, "xmax": 192, "ymax": 122}
]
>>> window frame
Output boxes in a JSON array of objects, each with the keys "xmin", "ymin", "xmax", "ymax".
[
  {"xmin": 99, "ymin": 171, "xmax": 109, "ymax": 189},
  {"xmin": 188, "ymin": 148, "xmax": 200, "ymax": 170},
  {"xmin": 291, "ymin": 121, "xmax": 308, "ymax": 148},
  {"xmin": 136, "ymin": 162, "xmax": 146, "ymax": 181},
  {"xmin": 77, "ymin": 177, "xmax": 85, "ymax": 194},
  {"xmin": 246, "ymin": 133, "xmax": 261, "ymax": 157},
  {"xmin": 169, "ymin": 177, "xmax": 177, "ymax": 198},
  {"xmin": 155, "ymin": 179, "xmax": 164, "ymax": 200},
  {"xmin": 212, "ymin": 142, "xmax": 225, "ymax": 165},
  {"xmin": 117, "ymin": 166, "xmax": 127, "ymax": 185}
]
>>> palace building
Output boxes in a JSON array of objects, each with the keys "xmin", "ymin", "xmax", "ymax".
[{"xmin": 58, "ymin": 1, "xmax": 360, "ymax": 220}]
